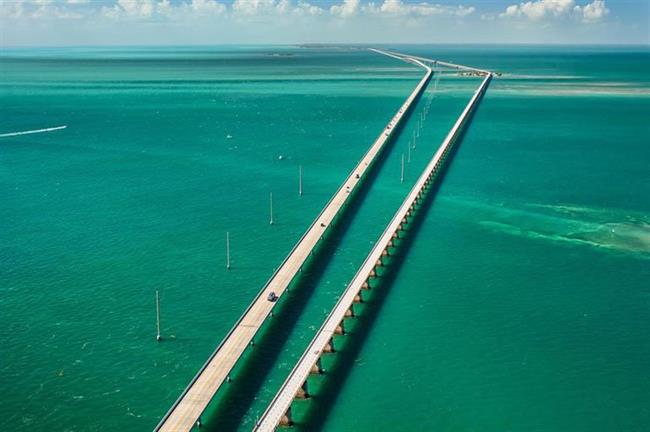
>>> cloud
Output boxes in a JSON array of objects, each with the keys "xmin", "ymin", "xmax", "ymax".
[
  {"xmin": 230, "ymin": 0, "xmax": 322, "ymax": 17},
  {"xmin": 0, "ymin": 0, "xmax": 609, "ymax": 35},
  {"xmin": 0, "ymin": 0, "xmax": 24, "ymax": 19},
  {"xmin": 373, "ymin": 0, "xmax": 475, "ymax": 17},
  {"xmin": 0, "ymin": 0, "xmax": 84, "ymax": 19},
  {"xmin": 574, "ymin": 0, "xmax": 608, "ymax": 22},
  {"xmin": 330, "ymin": 0, "xmax": 360, "ymax": 18},
  {"xmin": 501, "ymin": 0, "xmax": 575, "ymax": 20},
  {"xmin": 232, "ymin": 0, "xmax": 276, "ymax": 15},
  {"xmin": 294, "ymin": 1, "xmax": 323, "ymax": 16},
  {"xmin": 102, "ymin": 0, "xmax": 155, "ymax": 19},
  {"xmin": 2, "ymin": 0, "xmax": 476, "ymax": 22},
  {"xmin": 101, "ymin": 0, "xmax": 228, "ymax": 20},
  {"xmin": 189, "ymin": 0, "xmax": 227, "ymax": 14},
  {"xmin": 0, "ymin": 0, "xmax": 329, "ymax": 22},
  {"xmin": 500, "ymin": 0, "xmax": 608, "ymax": 22}
]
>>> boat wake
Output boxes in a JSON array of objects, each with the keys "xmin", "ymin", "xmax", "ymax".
[{"xmin": 0, "ymin": 125, "xmax": 67, "ymax": 138}]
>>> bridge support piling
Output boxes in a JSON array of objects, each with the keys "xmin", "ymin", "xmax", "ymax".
[
  {"xmin": 280, "ymin": 407, "xmax": 293, "ymax": 427},
  {"xmin": 296, "ymin": 380, "xmax": 310, "ymax": 399},
  {"xmin": 310, "ymin": 358, "xmax": 324, "ymax": 375},
  {"xmin": 324, "ymin": 338, "xmax": 336, "ymax": 353}
]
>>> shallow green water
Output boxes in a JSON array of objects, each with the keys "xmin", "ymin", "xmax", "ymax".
[{"xmin": 1, "ymin": 45, "xmax": 648, "ymax": 431}]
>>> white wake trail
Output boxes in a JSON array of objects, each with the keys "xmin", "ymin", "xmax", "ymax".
[{"xmin": 0, "ymin": 125, "xmax": 67, "ymax": 138}]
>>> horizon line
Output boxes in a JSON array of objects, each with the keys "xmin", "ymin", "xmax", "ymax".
[{"xmin": 2, "ymin": 42, "xmax": 649, "ymax": 49}]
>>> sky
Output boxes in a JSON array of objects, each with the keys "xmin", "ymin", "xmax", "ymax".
[{"xmin": 1, "ymin": 0, "xmax": 649, "ymax": 46}]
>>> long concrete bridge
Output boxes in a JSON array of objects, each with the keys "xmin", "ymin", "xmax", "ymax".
[
  {"xmin": 154, "ymin": 51, "xmax": 432, "ymax": 432},
  {"xmin": 252, "ymin": 56, "xmax": 493, "ymax": 431}
]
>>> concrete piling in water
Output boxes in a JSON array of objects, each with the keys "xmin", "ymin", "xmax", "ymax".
[
  {"xmin": 310, "ymin": 358, "xmax": 324, "ymax": 375},
  {"xmin": 324, "ymin": 338, "xmax": 336, "ymax": 353},
  {"xmin": 280, "ymin": 407, "xmax": 293, "ymax": 426},
  {"xmin": 296, "ymin": 381, "xmax": 310, "ymax": 399}
]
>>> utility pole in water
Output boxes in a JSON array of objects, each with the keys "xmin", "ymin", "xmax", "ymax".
[
  {"xmin": 226, "ymin": 231, "xmax": 231, "ymax": 270},
  {"xmin": 155, "ymin": 290, "xmax": 162, "ymax": 342}
]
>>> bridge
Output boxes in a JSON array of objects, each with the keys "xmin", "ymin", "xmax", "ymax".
[
  {"xmin": 154, "ymin": 51, "xmax": 432, "ymax": 432},
  {"xmin": 252, "ymin": 53, "xmax": 493, "ymax": 431}
]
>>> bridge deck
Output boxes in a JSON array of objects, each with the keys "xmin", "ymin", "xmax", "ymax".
[
  {"xmin": 253, "ymin": 63, "xmax": 493, "ymax": 432},
  {"xmin": 154, "ymin": 52, "xmax": 432, "ymax": 432}
]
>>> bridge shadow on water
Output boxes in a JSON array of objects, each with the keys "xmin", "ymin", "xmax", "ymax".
[{"xmin": 200, "ymin": 85, "xmax": 430, "ymax": 432}]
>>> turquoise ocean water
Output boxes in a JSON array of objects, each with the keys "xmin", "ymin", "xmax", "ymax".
[{"xmin": 1, "ymin": 45, "xmax": 648, "ymax": 431}]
